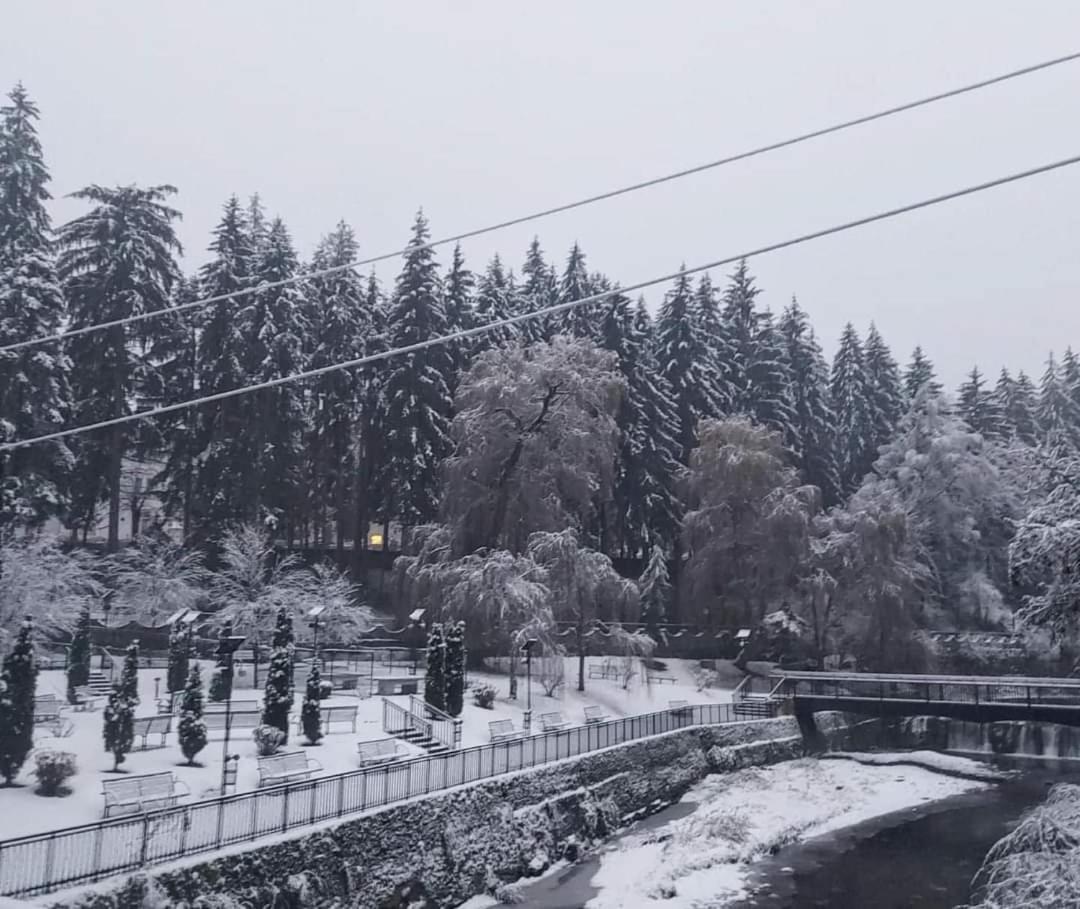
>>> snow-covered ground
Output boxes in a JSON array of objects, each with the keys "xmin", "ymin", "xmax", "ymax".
[
  {"xmin": 1, "ymin": 656, "xmax": 730, "ymax": 840},
  {"xmin": 582, "ymin": 755, "xmax": 993, "ymax": 908}
]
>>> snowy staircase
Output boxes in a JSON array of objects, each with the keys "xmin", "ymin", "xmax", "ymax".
[
  {"xmin": 86, "ymin": 671, "xmax": 113, "ymax": 696},
  {"xmin": 382, "ymin": 696, "xmax": 457, "ymax": 755},
  {"xmin": 732, "ymin": 674, "xmax": 784, "ymax": 719},
  {"xmin": 392, "ymin": 725, "xmax": 451, "ymax": 756}
]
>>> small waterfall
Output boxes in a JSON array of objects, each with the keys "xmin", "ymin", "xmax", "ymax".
[{"xmin": 890, "ymin": 716, "xmax": 1080, "ymax": 760}]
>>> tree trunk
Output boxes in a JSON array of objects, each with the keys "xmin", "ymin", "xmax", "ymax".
[
  {"xmin": 577, "ymin": 614, "xmax": 586, "ymax": 692},
  {"xmin": 107, "ymin": 326, "xmax": 125, "ymax": 553}
]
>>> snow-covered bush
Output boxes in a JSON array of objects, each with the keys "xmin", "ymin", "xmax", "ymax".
[
  {"xmin": 0, "ymin": 619, "xmax": 37, "ymax": 784},
  {"xmin": 301, "ymin": 664, "xmax": 323, "ymax": 746},
  {"xmin": 178, "ymin": 664, "xmax": 207, "ymax": 765},
  {"xmin": 261, "ymin": 645, "xmax": 293, "ymax": 742},
  {"xmin": 317, "ymin": 680, "xmax": 333, "ymax": 700},
  {"xmin": 33, "ymin": 750, "xmax": 76, "ymax": 796},
  {"xmin": 103, "ymin": 685, "xmax": 134, "ymax": 772},
  {"xmin": 253, "ymin": 724, "xmax": 285, "ymax": 756},
  {"xmin": 473, "ymin": 684, "xmax": 497, "ymax": 709}
]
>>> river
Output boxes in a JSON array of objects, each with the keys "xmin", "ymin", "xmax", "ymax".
[{"xmin": 511, "ymin": 760, "xmax": 1072, "ymax": 909}]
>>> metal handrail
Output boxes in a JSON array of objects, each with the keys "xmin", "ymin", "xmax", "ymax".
[{"xmin": 772, "ymin": 670, "xmax": 1080, "ymax": 690}]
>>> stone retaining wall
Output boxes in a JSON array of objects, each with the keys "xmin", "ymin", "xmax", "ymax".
[{"xmin": 49, "ymin": 713, "xmax": 855, "ymax": 909}]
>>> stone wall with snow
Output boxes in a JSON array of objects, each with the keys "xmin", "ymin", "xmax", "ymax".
[{"xmin": 45, "ymin": 714, "xmax": 856, "ymax": 909}]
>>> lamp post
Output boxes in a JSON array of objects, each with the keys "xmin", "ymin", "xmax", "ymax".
[
  {"xmin": 216, "ymin": 634, "xmax": 246, "ymax": 796},
  {"xmin": 521, "ymin": 638, "xmax": 538, "ymax": 733}
]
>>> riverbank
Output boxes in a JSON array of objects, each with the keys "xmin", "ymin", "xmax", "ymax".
[{"xmin": 496, "ymin": 754, "xmax": 999, "ymax": 909}]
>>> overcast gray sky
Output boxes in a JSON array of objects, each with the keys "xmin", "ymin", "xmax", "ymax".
[{"xmin": 3, "ymin": 1, "xmax": 1079, "ymax": 387}]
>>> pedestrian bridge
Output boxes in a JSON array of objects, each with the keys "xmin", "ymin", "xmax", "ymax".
[{"xmin": 762, "ymin": 670, "xmax": 1080, "ymax": 727}]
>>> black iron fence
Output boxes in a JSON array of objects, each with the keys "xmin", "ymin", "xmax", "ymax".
[{"xmin": 0, "ymin": 702, "xmax": 740, "ymax": 899}]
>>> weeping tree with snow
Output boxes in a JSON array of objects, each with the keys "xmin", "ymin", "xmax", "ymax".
[
  {"xmin": 526, "ymin": 528, "xmax": 638, "ymax": 692},
  {"xmin": 0, "ymin": 535, "xmax": 99, "ymax": 648},
  {"xmin": 262, "ymin": 641, "xmax": 293, "ymax": 741},
  {"xmin": 166, "ymin": 619, "xmax": 193, "ymax": 695},
  {"xmin": 1009, "ymin": 447, "xmax": 1080, "ymax": 639},
  {"xmin": 177, "ymin": 663, "xmax": 207, "ymax": 765},
  {"xmin": 300, "ymin": 661, "xmax": 323, "ymax": 745},
  {"xmin": 444, "ymin": 621, "xmax": 466, "ymax": 717},
  {"xmin": 607, "ymin": 625, "xmax": 657, "ymax": 690},
  {"xmin": 0, "ymin": 618, "xmax": 37, "ymax": 784},
  {"xmin": 106, "ymin": 532, "xmax": 208, "ymax": 627},
  {"xmin": 425, "ymin": 623, "xmax": 447, "ymax": 713},
  {"xmin": 66, "ymin": 607, "xmax": 92, "ymax": 704}
]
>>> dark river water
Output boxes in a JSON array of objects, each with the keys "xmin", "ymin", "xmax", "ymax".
[{"xmin": 514, "ymin": 760, "xmax": 1074, "ymax": 909}]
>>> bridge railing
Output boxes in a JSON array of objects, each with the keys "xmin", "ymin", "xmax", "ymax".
[{"xmin": 773, "ymin": 671, "xmax": 1080, "ymax": 708}]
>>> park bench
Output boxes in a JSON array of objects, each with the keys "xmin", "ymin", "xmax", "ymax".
[
  {"xmin": 72, "ymin": 686, "xmax": 104, "ymax": 712},
  {"xmin": 583, "ymin": 705, "xmax": 609, "ymax": 725},
  {"xmin": 296, "ymin": 703, "xmax": 359, "ymax": 736},
  {"xmin": 539, "ymin": 712, "xmax": 569, "ymax": 732},
  {"xmin": 648, "ymin": 674, "xmax": 677, "ymax": 685},
  {"xmin": 357, "ymin": 737, "xmax": 407, "ymax": 766},
  {"xmin": 256, "ymin": 751, "xmax": 323, "ymax": 788},
  {"xmin": 668, "ymin": 700, "xmax": 692, "ymax": 718},
  {"xmin": 132, "ymin": 714, "xmax": 172, "ymax": 750},
  {"xmin": 205, "ymin": 699, "xmax": 259, "ymax": 713},
  {"xmin": 102, "ymin": 772, "xmax": 190, "ymax": 818},
  {"xmin": 489, "ymin": 719, "xmax": 526, "ymax": 743},
  {"xmin": 588, "ymin": 663, "xmax": 620, "ymax": 681},
  {"xmin": 33, "ymin": 700, "xmax": 73, "ymax": 737},
  {"xmin": 204, "ymin": 710, "xmax": 262, "ymax": 735}
]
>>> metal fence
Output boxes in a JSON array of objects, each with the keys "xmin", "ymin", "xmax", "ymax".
[{"xmin": 0, "ymin": 702, "xmax": 740, "ymax": 898}]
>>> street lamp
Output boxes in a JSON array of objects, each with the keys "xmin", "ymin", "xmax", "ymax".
[
  {"xmin": 216, "ymin": 634, "xmax": 246, "ymax": 796},
  {"xmin": 521, "ymin": 638, "xmax": 538, "ymax": 733},
  {"xmin": 307, "ymin": 605, "xmax": 327, "ymax": 662},
  {"xmin": 409, "ymin": 609, "xmax": 426, "ymax": 675}
]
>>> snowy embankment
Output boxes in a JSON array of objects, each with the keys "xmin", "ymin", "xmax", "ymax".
[{"xmin": 583, "ymin": 755, "xmax": 994, "ymax": 908}]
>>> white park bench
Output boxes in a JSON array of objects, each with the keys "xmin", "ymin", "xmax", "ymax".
[
  {"xmin": 668, "ymin": 700, "xmax": 692, "ymax": 717},
  {"xmin": 102, "ymin": 772, "xmax": 190, "ymax": 818},
  {"xmin": 72, "ymin": 686, "xmax": 104, "ymax": 712},
  {"xmin": 132, "ymin": 714, "xmax": 172, "ymax": 750},
  {"xmin": 204, "ymin": 710, "xmax": 262, "ymax": 735},
  {"xmin": 648, "ymin": 674, "xmax": 677, "ymax": 685},
  {"xmin": 539, "ymin": 712, "xmax": 569, "ymax": 732},
  {"xmin": 296, "ymin": 703, "xmax": 360, "ymax": 736},
  {"xmin": 489, "ymin": 719, "xmax": 526, "ymax": 743},
  {"xmin": 33, "ymin": 700, "xmax": 73, "ymax": 737},
  {"xmin": 205, "ymin": 699, "xmax": 259, "ymax": 713},
  {"xmin": 256, "ymin": 751, "xmax": 323, "ymax": 788},
  {"xmin": 357, "ymin": 738, "xmax": 407, "ymax": 766},
  {"xmin": 583, "ymin": 705, "xmax": 609, "ymax": 725}
]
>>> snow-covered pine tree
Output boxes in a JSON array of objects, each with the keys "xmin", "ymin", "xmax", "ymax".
[
  {"xmin": 1037, "ymin": 353, "xmax": 1080, "ymax": 446},
  {"xmin": 246, "ymin": 193, "xmax": 269, "ymax": 258},
  {"xmin": 903, "ymin": 346, "xmax": 942, "ymax": 400},
  {"xmin": 608, "ymin": 296, "xmax": 681, "ymax": 556},
  {"xmin": 66, "ymin": 608, "xmax": 92, "ymax": 704},
  {"xmin": 721, "ymin": 262, "xmax": 799, "ymax": 450},
  {"xmin": 996, "ymin": 369, "xmax": 1038, "ymax": 444},
  {"xmin": 863, "ymin": 323, "xmax": 905, "ymax": 451},
  {"xmin": 242, "ymin": 217, "xmax": 308, "ymax": 533},
  {"xmin": 692, "ymin": 274, "xmax": 734, "ymax": 415},
  {"xmin": 425, "ymin": 623, "xmax": 447, "ymax": 713},
  {"xmin": 166, "ymin": 619, "xmax": 191, "ymax": 695},
  {"xmin": 1063, "ymin": 348, "xmax": 1080, "ymax": 427},
  {"xmin": 119, "ymin": 642, "xmax": 139, "ymax": 704},
  {"xmin": 102, "ymin": 682, "xmax": 134, "ymax": 772},
  {"xmin": 778, "ymin": 299, "xmax": 842, "ymax": 506},
  {"xmin": 378, "ymin": 211, "xmax": 455, "ymax": 526},
  {"xmin": 0, "ymin": 84, "xmax": 72, "ymax": 532},
  {"xmin": 300, "ymin": 662, "xmax": 323, "ymax": 745},
  {"xmin": 443, "ymin": 242, "xmax": 475, "ymax": 383},
  {"xmin": 958, "ymin": 366, "xmax": 1005, "ymax": 439},
  {"xmin": 177, "ymin": 662, "xmax": 207, "ymax": 765},
  {"xmin": 271, "ymin": 607, "xmax": 296, "ymax": 692},
  {"xmin": 639, "ymin": 544, "xmax": 671, "ymax": 636},
  {"xmin": 555, "ymin": 242, "xmax": 598, "ymax": 341},
  {"xmin": 831, "ymin": 323, "xmax": 876, "ymax": 495},
  {"xmin": 261, "ymin": 645, "xmax": 293, "ymax": 742},
  {"xmin": 0, "ymin": 618, "xmax": 36, "ymax": 783},
  {"xmin": 209, "ymin": 620, "xmax": 235, "ymax": 702},
  {"xmin": 444, "ymin": 621, "xmax": 465, "ymax": 718},
  {"xmin": 520, "ymin": 236, "xmax": 556, "ymax": 343},
  {"xmin": 307, "ymin": 222, "xmax": 368, "ymax": 552},
  {"xmin": 57, "ymin": 184, "xmax": 182, "ymax": 551},
  {"xmin": 471, "ymin": 254, "xmax": 518, "ymax": 355},
  {"xmin": 654, "ymin": 269, "xmax": 724, "ymax": 463},
  {"xmin": 183, "ymin": 197, "xmax": 257, "ymax": 540}
]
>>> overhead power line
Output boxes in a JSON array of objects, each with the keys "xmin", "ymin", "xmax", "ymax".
[
  {"xmin": 4, "ymin": 152, "xmax": 1079, "ymax": 453},
  {"xmin": 2, "ymin": 49, "xmax": 1078, "ymax": 356}
]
